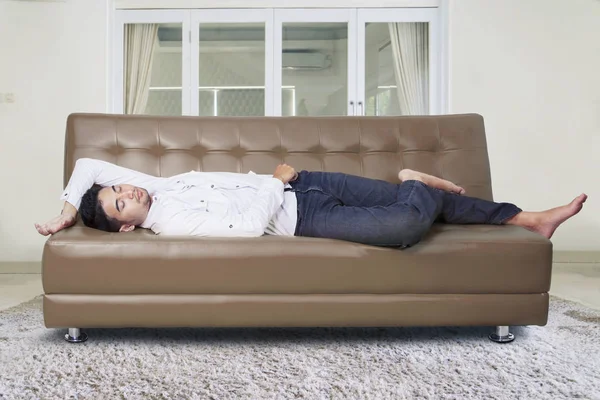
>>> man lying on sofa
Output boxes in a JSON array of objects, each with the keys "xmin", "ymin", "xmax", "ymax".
[{"xmin": 35, "ymin": 158, "xmax": 587, "ymax": 248}]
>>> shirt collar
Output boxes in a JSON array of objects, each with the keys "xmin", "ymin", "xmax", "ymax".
[{"xmin": 141, "ymin": 194, "xmax": 160, "ymax": 229}]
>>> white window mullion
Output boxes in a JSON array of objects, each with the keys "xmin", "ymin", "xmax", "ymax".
[
  {"xmin": 272, "ymin": 14, "xmax": 283, "ymax": 117},
  {"xmin": 264, "ymin": 9, "xmax": 275, "ymax": 116},
  {"xmin": 439, "ymin": 0, "xmax": 449, "ymax": 114},
  {"xmin": 190, "ymin": 13, "xmax": 200, "ymax": 116},
  {"xmin": 429, "ymin": 12, "xmax": 441, "ymax": 115},
  {"xmin": 348, "ymin": 9, "xmax": 359, "ymax": 116},
  {"xmin": 355, "ymin": 11, "xmax": 367, "ymax": 117},
  {"xmin": 116, "ymin": 0, "xmax": 441, "ymax": 8},
  {"xmin": 112, "ymin": 12, "xmax": 125, "ymax": 114},
  {"xmin": 182, "ymin": 11, "xmax": 192, "ymax": 116}
]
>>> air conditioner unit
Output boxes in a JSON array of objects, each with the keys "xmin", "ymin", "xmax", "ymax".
[{"xmin": 282, "ymin": 50, "xmax": 331, "ymax": 71}]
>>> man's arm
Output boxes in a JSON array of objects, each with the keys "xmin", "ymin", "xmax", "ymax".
[
  {"xmin": 35, "ymin": 158, "xmax": 163, "ymax": 236},
  {"xmin": 60, "ymin": 158, "xmax": 162, "ymax": 209},
  {"xmin": 35, "ymin": 201, "xmax": 78, "ymax": 236}
]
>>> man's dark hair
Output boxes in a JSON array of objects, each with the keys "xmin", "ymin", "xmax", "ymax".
[{"xmin": 80, "ymin": 185, "xmax": 122, "ymax": 232}]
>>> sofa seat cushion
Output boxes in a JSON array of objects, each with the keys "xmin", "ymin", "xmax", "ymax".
[{"xmin": 43, "ymin": 223, "xmax": 552, "ymax": 295}]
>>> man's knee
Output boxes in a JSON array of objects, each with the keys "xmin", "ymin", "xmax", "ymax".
[{"xmin": 390, "ymin": 215, "xmax": 431, "ymax": 247}]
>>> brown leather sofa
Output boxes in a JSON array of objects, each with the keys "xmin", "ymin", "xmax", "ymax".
[{"xmin": 42, "ymin": 113, "xmax": 552, "ymax": 344}]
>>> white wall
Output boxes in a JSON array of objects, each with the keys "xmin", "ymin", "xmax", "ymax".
[
  {"xmin": 0, "ymin": 0, "xmax": 597, "ymax": 261},
  {"xmin": 449, "ymin": 0, "xmax": 600, "ymax": 250},
  {"xmin": 0, "ymin": 0, "xmax": 107, "ymax": 261}
]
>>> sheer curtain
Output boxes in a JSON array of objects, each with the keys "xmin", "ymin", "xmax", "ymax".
[
  {"xmin": 124, "ymin": 24, "xmax": 159, "ymax": 115},
  {"xmin": 388, "ymin": 23, "xmax": 429, "ymax": 115}
]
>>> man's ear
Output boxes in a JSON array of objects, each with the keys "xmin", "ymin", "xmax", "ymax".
[{"xmin": 119, "ymin": 224, "xmax": 135, "ymax": 233}]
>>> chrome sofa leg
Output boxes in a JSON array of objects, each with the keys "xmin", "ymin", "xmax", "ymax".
[
  {"xmin": 489, "ymin": 325, "xmax": 515, "ymax": 343},
  {"xmin": 64, "ymin": 328, "xmax": 88, "ymax": 343}
]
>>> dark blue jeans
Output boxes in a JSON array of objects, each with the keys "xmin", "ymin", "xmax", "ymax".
[{"xmin": 286, "ymin": 171, "xmax": 522, "ymax": 248}]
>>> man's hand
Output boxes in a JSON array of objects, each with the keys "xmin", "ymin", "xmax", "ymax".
[
  {"xmin": 273, "ymin": 164, "xmax": 298, "ymax": 184},
  {"xmin": 35, "ymin": 215, "xmax": 76, "ymax": 236},
  {"xmin": 35, "ymin": 201, "xmax": 78, "ymax": 236}
]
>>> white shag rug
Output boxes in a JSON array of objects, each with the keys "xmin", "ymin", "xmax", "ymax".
[{"xmin": 0, "ymin": 295, "xmax": 599, "ymax": 400}]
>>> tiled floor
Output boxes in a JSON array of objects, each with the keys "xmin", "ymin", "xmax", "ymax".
[{"xmin": 0, "ymin": 262, "xmax": 599, "ymax": 312}]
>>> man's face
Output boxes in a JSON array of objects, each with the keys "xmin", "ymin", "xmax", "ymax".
[{"xmin": 97, "ymin": 184, "xmax": 152, "ymax": 231}]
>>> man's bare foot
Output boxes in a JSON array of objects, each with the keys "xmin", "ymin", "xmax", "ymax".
[
  {"xmin": 506, "ymin": 194, "xmax": 588, "ymax": 239},
  {"xmin": 398, "ymin": 168, "xmax": 466, "ymax": 195}
]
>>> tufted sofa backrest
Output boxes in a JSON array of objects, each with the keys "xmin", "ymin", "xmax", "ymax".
[{"xmin": 64, "ymin": 113, "xmax": 494, "ymax": 201}]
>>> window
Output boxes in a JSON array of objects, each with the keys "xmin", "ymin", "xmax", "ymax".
[{"xmin": 113, "ymin": 8, "xmax": 443, "ymax": 116}]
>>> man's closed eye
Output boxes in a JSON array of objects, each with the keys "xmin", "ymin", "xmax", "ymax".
[{"xmin": 112, "ymin": 185, "xmax": 124, "ymax": 212}]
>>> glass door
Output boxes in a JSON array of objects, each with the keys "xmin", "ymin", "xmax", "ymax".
[
  {"xmin": 191, "ymin": 10, "xmax": 274, "ymax": 116},
  {"xmin": 357, "ymin": 8, "xmax": 441, "ymax": 116},
  {"xmin": 113, "ymin": 10, "xmax": 191, "ymax": 115},
  {"xmin": 273, "ymin": 9, "xmax": 357, "ymax": 116}
]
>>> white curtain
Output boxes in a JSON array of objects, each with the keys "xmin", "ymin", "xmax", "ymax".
[
  {"xmin": 124, "ymin": 24, "xmax": 159, "ymax": 115},
  {"xmin": 388, "ymin": 23, "xmax": 429, "ymax": 115}
]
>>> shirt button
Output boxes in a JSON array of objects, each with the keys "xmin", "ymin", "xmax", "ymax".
[
  {"xmin": 211, "ymin": 185, "xmax": 214, "ymax": 188},
  {"xmin": 236, "ymin": 185, "xmax": 239, "ymax": 188},
  {"xmin": 201, "ymin": 200, "xmax": 204, "ymax": 202},
  {"xmin": 229, "ymin": 225, "xmax": 233, "ymax": 228}
]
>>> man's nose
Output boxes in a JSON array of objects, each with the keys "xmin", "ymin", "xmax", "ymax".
[{"xmin": 119, "ymin": 189, "xmax": 134, "ymax": 200}]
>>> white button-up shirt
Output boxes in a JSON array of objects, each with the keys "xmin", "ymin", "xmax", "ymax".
[{"xmin": 60, "ymin": 158, "xmax": 298, "ymax": 237}]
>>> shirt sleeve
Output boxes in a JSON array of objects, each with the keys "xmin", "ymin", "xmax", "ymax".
[
  {"xmin": 60, "ymin": 158, "xmax": 163, "ymax": 209},
  {"xmin": 250, "ymin": 171, "xmax": 293, "ymax": 189},
  {"xmin": 160, "ymin": 177, "xmax": 285, "ymax": 237}
]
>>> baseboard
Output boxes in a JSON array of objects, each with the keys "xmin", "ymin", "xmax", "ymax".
[
  {"xmin": 553, "ymin": 251, "xmax": 600, "ymax": 264},
  {"xmin": 0, "ymin": 262, "xmax": 41, "ymax": 274}
]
